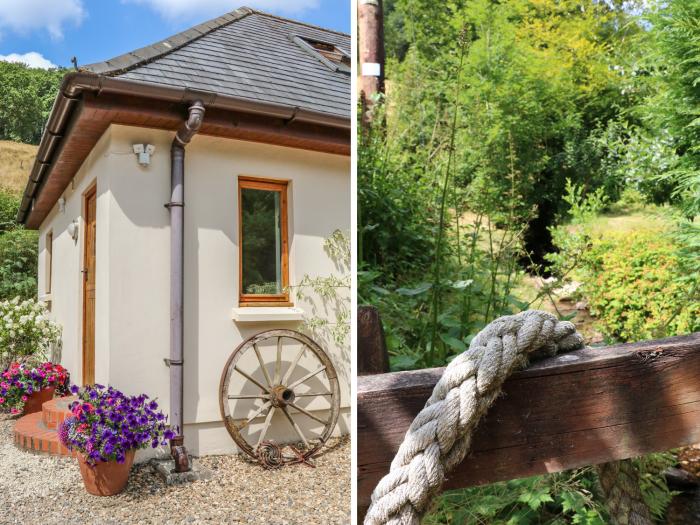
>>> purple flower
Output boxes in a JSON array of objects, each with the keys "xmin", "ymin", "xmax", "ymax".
[{"xmin": 57, "ymin": 384, "xmax": 173, "ymax": 466}]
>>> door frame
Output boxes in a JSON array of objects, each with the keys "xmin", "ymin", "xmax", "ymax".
[{"xmin": 81, "ymin": 181, "xmax": 97, "ymax": 385}]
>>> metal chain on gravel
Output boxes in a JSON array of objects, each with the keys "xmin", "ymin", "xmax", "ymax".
[{"xmin": 364, "ymin": 309, "xmax": 654, "ymax": 525}]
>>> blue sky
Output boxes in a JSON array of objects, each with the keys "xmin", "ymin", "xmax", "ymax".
[{"xmin": 0, "ymin": 0, "xmax": 350, "ymax": 69}]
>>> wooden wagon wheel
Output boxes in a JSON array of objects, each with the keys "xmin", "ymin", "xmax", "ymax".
[{"xmin": 219, "ymin": 329, "xmax": 340, "ymax": 464}]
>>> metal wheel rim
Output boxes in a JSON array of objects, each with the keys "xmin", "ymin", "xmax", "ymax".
[{"xmin": 219, "ymin": 329, "xmax": 340, "ymax": 461}]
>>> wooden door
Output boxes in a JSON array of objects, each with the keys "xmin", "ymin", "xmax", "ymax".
[{"xmin": 82, "ymin": 186, "xmax": 96, "ymax": 385}]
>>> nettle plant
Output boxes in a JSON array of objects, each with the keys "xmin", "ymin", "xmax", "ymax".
[
  {"xmin": 59, "ymin": 384, "xmax": 175, "ymax": 465},
  {"xmin": 0, "ymin": 297, "xmax": 61, "ymax": 369}
]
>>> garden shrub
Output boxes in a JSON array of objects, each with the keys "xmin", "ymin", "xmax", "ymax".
[
  {"xmin": 580, "ymin": 229, "xmax": 699, "ymax": 342},
  {"xmin": 0, "ymin": 188, "xmax": 21, "ymax": 233},
  {"xmin": 0, "ymin": 297, "xmax": 61, "ymax": 369},
  {"xmin": 0, "ymin": 227, "xmax": 38, "ymax": 301}
]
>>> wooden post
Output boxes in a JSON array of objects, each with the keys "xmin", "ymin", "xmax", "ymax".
[
  {"xmin": 358, "ymin": 332, "xmax": 700, "ymax": 514},
  {"xmin": 358, "ymin": 0, "xmax": 385, "ymax": 122},
  {"xmin": 358, "ymin": 306, "xmax": 390, "ymax": 375}
]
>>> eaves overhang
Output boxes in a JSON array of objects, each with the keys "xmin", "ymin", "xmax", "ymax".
[{"xmin": 18, "ymin": 72, "xmax": 350, "ymax": 227}]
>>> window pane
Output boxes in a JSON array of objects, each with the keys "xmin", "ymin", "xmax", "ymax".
[{"xmin": 241, "ymin": 188, "xmax": 282, "ymax": 295}]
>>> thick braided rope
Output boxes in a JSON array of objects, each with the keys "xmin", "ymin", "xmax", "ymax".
[
  {"xmin": 596, "ymin": 460, "xmax": 654, "ymax": 525},
  {"xmin": 365, "ymin": 310, "xmax": 585, "ymax": 525}
]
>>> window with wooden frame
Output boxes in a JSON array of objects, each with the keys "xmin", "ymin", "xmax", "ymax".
[
  {"xmin": 45, "ymin": 230, "xmax": 53, "ymax": 294},
  {"xmin": 238, "ymin": 177, "xmax": 290, "ymax": 306}
]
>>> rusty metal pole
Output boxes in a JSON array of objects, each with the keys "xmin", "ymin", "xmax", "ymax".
[{"xmin": 358, "ymin": 0, "xmax": 385, "ymax": 123}]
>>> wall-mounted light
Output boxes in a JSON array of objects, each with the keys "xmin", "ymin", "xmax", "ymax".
[
  {"xmin": 58, "ymin": 197, "xmax": 66, "ymax": 214},
  {"xmin": 67, "ymin": 220, "xmax": 79, "ymax": 241},
  {"xmin": 133, "ymin": 144, "xmax": 156, "ymax": 167}
]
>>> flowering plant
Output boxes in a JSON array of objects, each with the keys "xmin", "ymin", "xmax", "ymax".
[
  {"xmin": 0, "ymin": 298, "xmax": 62, "ymax": 369},
  {"xmin": 59, "ymin": 384, "xmax": 175, "ymax": 465},
  {"xmin": 0, "ymin": 361, "xmax": 69, "ymax": 414}
]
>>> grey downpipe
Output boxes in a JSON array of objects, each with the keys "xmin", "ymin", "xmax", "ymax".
[{"xmin": 167, "ymin": 100, "xmax": 205, "ymax": 472}]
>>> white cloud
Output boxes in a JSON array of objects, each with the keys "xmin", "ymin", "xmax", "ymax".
[
  {"xmin": 123, "ymin": 0, "xmax": 320, "ymax": 21},
  {"xmin": 0, "ymin": 51, "xmax": 57, "ymax": 69},
  {"xmin": 0, "ymin": 0, "xmax": 85, "ymax": 40}
]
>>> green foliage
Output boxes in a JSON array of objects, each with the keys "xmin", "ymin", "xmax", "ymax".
[
  {"xmin": 381, "ymin": 0, "xmax": 646, "ymax": 265},
  {"xmin": 0, "ymin": 228, "xmax": 38, "ymax": 301},
  {"xmin": 364, "ymin": 1, "xmax": 695, "ymax": 522},
  {"xmin": 359, "ymin": 99, "xmax": 529, "ymax": 369},
  {"xmin": 427, "ymin": 452, "xmax": 677, "ymax": 525},
  {"xmin": 290, "ymin": 230, "xmax": 350, "ymax": 349},
  {"xmin": 426, "ymin": 470, "xmax": 606, "ymax": 525},
  {"xmin": 0, "ymin": 187, "xmax": 21, "ymax": 233},
  {"xmin": 643, "ymin": 0, "xmax": 700, "ymax": 219},
  {"xmin": 0, "ymin": 62, "xmax": 64, "ymax": 145},
  {"xmin": 545, "ymin": 181, "xmax": 608, "ymax": 285},
  {"xmin": 0, "ymin": 189, "xmax": 39, "ymax": 301},
  {"xmin": 579, "ymin": 228, "xmax": 699, "ymax": 342},
  {"xmin": 0, "ymin": 297, "xmax": 61, "ymax": 369},
  {"xmin": 634, "ymin": 452, "xmax": 678, "ymax": 520}
]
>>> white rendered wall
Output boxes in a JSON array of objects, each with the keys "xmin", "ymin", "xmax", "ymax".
[
  {"xmin": 39, "ymin": 124, "xmax": 350, "ymax": 456},
  {"xmin": 38, "ymin": 128, "xmax": 113, "ymax": 387}
]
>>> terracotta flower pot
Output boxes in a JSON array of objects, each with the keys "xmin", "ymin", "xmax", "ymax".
[
  {"xmin": 77, "ymin": 449, "xmax": 136, "ymax": 496},
  {"xmin": 22, "ymin": 386, "xmax": 55, "ymax": 415}
]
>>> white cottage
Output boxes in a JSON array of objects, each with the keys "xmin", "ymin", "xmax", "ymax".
[{"xmin": 17, "ymin": 7, "xmax": 350, "ymax": 458}]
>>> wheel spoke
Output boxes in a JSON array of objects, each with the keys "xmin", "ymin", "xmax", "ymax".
[
  {"xmin": 240, "ymin": 401, "xmax": 271, "ymax": 429},
  {"xmin": 281, "ymin": 406, "xmax": 309, "ymax": 448},
  {"xmin": 257, "ymin": 406, "xmax": 276, "ymax": 448},
  {"xmin": 281, "ymin": 345, "xmax": 306, "ymax": 385},
  {"xmin": 295, "ymin": 392, "xmax": 332, "ymax": 397},
  {"xmin": 253, "ymin": 343, "xmax": 273, "ymax": 388},
  {"xmin": 228, "ymin": 394, "xmax": 270, "ymax": 400},
  {"xmin": 289, "ymin": 402, "xmax": 328, "ymax": 425},
  {"xmin": 287, "ymin": 365, "xmax": 326, "ymax": 390},
  {"xmin": 233, "ymin": 365, "xmax": 269, "ymax": 392},
  {"xmin": 273, "ymin": 337, "xmax": 283, "ymax": 385}
]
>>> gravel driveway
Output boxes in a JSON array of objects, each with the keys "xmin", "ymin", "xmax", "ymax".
[{"xmin": 0, "ymin": 413, "xmax": 350, "ymax": 525}]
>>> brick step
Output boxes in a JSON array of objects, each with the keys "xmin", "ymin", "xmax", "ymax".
[
  {"xmin": 42, "ymin": 395, "xmax": 77, "ymax": 429},
  {"xmin": 13, "ymin": 411, "xmax": 77, "ymax": 457}
]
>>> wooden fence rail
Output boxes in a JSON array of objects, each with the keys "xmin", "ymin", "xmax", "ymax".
[{"xmin": 358, "ymin": 326, "xmax": 700, "ymax": 514}]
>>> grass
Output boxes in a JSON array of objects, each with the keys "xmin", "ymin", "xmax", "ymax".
[{"xmin": 0, "ymin": 140, "xmax": 37, "ymax": 195}]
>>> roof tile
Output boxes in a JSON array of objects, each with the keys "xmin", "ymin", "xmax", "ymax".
[{"xmin": 82, "ymin": 8, "xmax": 349, "ymax": 119}]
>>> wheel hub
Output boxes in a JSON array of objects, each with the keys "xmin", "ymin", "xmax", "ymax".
[{"xmin": 270, "ymin": 385, "xmax": 295, "ymax": 407}]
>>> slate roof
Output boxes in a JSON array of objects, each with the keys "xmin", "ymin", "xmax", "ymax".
[{"xmin": 82, "ymin": 7, "xmax": 350, "ymax": 120}]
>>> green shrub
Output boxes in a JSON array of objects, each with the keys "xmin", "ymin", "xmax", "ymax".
[
  {"xmin": 581, "ymin": 229, "xmax": 699, "ymax": 342},
  {"xmin": 0, "ymin": 297, "xmax": 61, "ymax": 368},
  {"xmin": 0, "ymin": 188, "xmax": 21, "ymax": 233},
  {"xmin": 0, "ymin": 228, "xmax": 38, "ymax": 301}
]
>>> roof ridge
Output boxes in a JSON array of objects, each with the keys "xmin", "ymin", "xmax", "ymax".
[
  {"xmin": 81, "ymin": 7, "xmax": 255, "ymax": 77},
  {"xmin": 242, "ymin": 6, "xmax": 349, "ymax": 38}
]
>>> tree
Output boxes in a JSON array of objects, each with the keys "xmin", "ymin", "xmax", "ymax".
[{"xmin": 0, "ymin": 61, "xmax": 64, "ymax": 145}]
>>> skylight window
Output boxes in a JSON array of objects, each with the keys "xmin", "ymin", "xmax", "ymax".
[{"xmin": 293, "ymin": 36, "xmax": 350, "ymax": 74}]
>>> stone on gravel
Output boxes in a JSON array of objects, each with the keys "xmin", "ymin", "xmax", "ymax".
[{"xmin": 152, "ymin": 457, "xmax": 214, "ymax": 485}]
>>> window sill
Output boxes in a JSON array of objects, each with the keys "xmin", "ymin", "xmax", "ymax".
[
  {"xmin": 39, "ymin": 294, "xmax": 52, "ymax": 303},
  {"xmin": 232, "ymin": 307, "xmax": 304, "ymax": 323}
]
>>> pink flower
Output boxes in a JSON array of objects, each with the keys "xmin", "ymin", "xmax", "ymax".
[
  {"xmin": 10, "ymin": 408, "xmax": 19, "ymax": 414},
  {"xmin": 0, "ymin": 397, "xmax": 5, "ymax": 403},
  {"xmin": 21, "ymin": 395, "xmax": 28, "ymax": 402}
]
